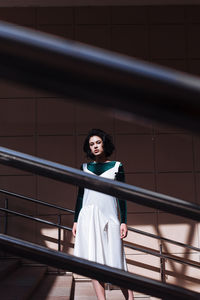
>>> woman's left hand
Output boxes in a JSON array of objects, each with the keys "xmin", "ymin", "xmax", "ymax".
[{"xmin": 120, "ymin": 223, "xmax": 128, "ymax": 239}]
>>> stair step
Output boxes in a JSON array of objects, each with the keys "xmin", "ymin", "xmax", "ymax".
[
  {"xmin": 0, "ymin": 259, "xmax": 19, "ymax": 280},
  {"xmin": 0, "ymin": 266, "xmax": 46, "ymax": 300},
  {"xmin": 74, "ymin": 281, "xmax": 151, "ymax": 299},
  {"xmin": 30, "ymin": 274, "xmax": 73, "ymax": 300},
  {"xmin": 74, "ymin": 281, "xmax": 96, "ymax": 299}
]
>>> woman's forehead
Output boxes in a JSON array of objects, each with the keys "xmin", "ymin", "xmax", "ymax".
[{"xmin": 89, "ymin": 135, "xmax": 102, "ymax": 143}]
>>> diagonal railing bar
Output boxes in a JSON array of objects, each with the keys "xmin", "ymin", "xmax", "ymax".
[
  {"xmin": 0, "ymin": 207, "xmax": 72, "ymax": 231},
  {"xmin": 1, "ymin": 22, "xmax": 200, "ymax": 132},
  {"xmin": 124, "ymin": 243, "xmax": 200, "ymax": 270},
  {"xmin": 0, "ymin": 188, "xmax": 74, "ymax": 214},
  {"xmin": 127, "ymin": 226, "xmax": 200, "ymax": 252},
  {"xmin": 0, "ymin": 146, "xmax": 200, "ymax": 221},
  {"xmin": 0, "ymin": 234, "xmax": 199, "ymax": 300}
]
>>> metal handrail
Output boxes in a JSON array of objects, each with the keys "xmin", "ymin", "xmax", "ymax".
[
  {"xmin": 0, "ymin": 146, "xmax": 200, "ymax": 222},
  {"xmin": 0, "ymin": 234, "xmax": 199, "ymax": 300},
  {"xmin": 1, "ymin": 22, "xmax": 200, "ymax": 133},
  {"xmin": 1, "ymin": 188, "xmax": 199, "ymax": 253}
]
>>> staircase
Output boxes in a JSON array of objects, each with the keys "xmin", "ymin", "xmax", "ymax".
[
  {"xmin": 0, "ymin": 258, "xmax": 152, "ymax": 300},
  {"xmin": 0, "ymin": 258, "xmax": 74, "ymax": 300}
]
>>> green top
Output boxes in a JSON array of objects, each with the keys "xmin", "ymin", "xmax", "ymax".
[{"xmin": 74, "ymin": 161, "xmax": 127, "ymax": 224}]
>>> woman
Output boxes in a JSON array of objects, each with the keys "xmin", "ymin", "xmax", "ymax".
[{"xmin": 72, "ymin": 128, "xmax": 134, "ymax": 300}]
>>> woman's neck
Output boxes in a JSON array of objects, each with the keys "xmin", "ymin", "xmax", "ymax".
[{"xmin": 94, "ymin": 154, "xmax": 109, "ymax": 163}]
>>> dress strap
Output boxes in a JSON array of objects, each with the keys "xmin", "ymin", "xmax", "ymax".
[
  {"xmin": 114, "ymin": 161, "xmax": 121, "ymax": 173},
  {"xmin": 82, "ymin": 163, "xmax": 87, "ymax": 172}
]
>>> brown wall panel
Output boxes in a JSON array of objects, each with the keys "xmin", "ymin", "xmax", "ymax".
[
  {"xmin": 187, "ymin": 24, "xmax": 200, "ymax": 58},
  {"xmin": 0, "ymin": 136, "xmax": 35, "ymax": 175},
  {"xmin": 126, "ymin": 212, "xmax": 159, "ymax": 254},
  {"xmin": 37, "ymin": 176, "xmax": 76, "ymax": 214},
  {"xmin": 37, "ymin": 24, "xmax": 74, "ymax": 38},
  {"xmin": 115, "ymin": 134, "xmax": 154, "ymax": 172},
  {"xmin": 36, "ymin": 215, "xmax": 59, "ymax": 250},
  {"xmin": 157, "ymin": 213, "xmax": 199, "ymax": 252},
  {"xmin": 194, "ymin": 173, "xmax": 200, "ymax": 205},
  {"xmin": 76, "ymin": 25, "xmax": 110, "ymax": 48},
  {"xmin": 127, "ymin": 255, "xmax": 161, "ymax": 281},
  {"xmin": 111, "ymin": 25, "xmax": 148, "ymax": 58},
  {"xmin": 0, "ymin": 175, "xmax": 36, "ymax": 214},
  {"xmin": 0, "ymin": 7, "xmax": 35, "ymax": 25},
  {"xmin": 0, "ymin": 80, "xmax": 37, "ymax": 98},
  {"xmin": 189, "ymin": 59, "xmax": 200, "ymax": 76},
  {"xmin": 150, "ymin": 24, "xmax": 186, "ymax": 59},
  {"xmin": 111, "ymin": 6, "xmax": 147, "ymax": 24},
  {"xmin": 7, "ymin": 216, "xmax": 37, "ymax": 243},
  {"xmin": 155, "ymin": 134, "xmax": 193, "ymax": 172},
  {"xmin": 75, "ymin": 104, "xmax": 114, "ymax": 135},
  {"xmin": 114, "ymin": 114, "xmax": 153, "ymax": 134},
  {"xmin": 165, "ymin": 253, "xmax": 200, "ymax": 292},
  {"xmin": 126, "ymin": 173, "xmax": 155, "ymax": 213},
  {"xmin": 185, "ymin": 6, "xmax": 200, "ymax": 23},
  {"xmin": 148, "ymin": 6, "xmax": 185, "ymax": 24},
  {"xmin": 37, "ymin": 98, "xmax": 75, "ymax": 135},
  {"xmin": 156, "ymin": 173, "xmax": 196, "ymax": 203},
  {"xmin": 0, "ymin": 99, "xmax": 35, "ymax": 136},
  {"xmin": 37, "ymin": 135, "xmax": 76, "ymax": 165},
  {"xmin": 75, "ymin": 7, "xmax": 109, "ymax": 24},
  {"xmin": 37, "ymin": 7, "xmax": 73, "ymax": 24}
]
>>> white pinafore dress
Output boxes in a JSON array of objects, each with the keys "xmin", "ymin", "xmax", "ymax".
[{"xmin": 74, "ymin": 161, "xmax": 127, "ymax": 270}]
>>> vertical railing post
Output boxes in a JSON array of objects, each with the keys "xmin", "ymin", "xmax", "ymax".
[
  {"xmin": 4, "ymin": 198, "xmax": 8, "ymax": 235},
  {"xmin": 58, "ymin": 214, "xmax": 61, "ymax": 252},
  {"xmin": 160, "ymin": 243, "xmax": 166, "ymax": 283}
]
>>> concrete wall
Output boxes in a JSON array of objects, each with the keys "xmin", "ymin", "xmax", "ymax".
[{"xmin": 0, "ymin": 6, "xmax": 200, "ymax": 291}]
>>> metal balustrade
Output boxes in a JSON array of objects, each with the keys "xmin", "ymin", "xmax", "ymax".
[{"xmin": 1, "ymin": 188, "xmax": 200, "ymax": 285}]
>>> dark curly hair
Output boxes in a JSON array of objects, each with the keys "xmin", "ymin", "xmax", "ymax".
[{"xmin": 83, "ymin": 128, "xmax": 115, "ymax": 159}]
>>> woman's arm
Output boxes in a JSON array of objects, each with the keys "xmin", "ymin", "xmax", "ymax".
[
  {"xmin": 74, "ymin": 186, "xmax": 84, "ymax": 222},
  {"xmin": 116, "ymin": 163, "xmax": 128, "ymax": 239},
  {"xmin": 73, "ymin": 165, "xmax": 84, "ymax": 237}
]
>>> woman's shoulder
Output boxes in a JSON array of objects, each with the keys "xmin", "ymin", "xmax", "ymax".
[
  {"xmin": 110, "ymin": 161, "xmax": 124, "ymax": 170},
  {"xmin": 112, "ymin": 161, "xmax": 123, "ymax": 167}
]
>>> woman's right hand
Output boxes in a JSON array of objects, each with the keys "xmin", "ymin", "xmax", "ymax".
[{"xmin": 72, "ymin": 222, "xmax": 77, "ymax": 237}]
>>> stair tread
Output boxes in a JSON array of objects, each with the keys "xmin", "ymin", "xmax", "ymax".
[
  {"xmin": 30, "ymin": 274, "xmax": 73, "ymax": 300},
  {"xmin": 74, "ymin": 281, "xmax": 96, "ymax": 299},
  {"xmin": 0, "ymin": 266, "xmax": 46, "ymax": 300},
  {"xmin": 74, "ymin": 281, "xmax": 151, "ymax": 299}
]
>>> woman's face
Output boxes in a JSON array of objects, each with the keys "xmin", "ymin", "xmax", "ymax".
[{"xmin": 89, "ymin": 135, "xmax": 104, "ymax": 158}]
